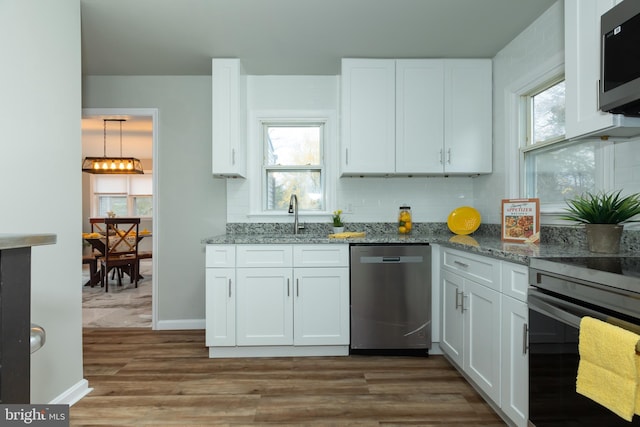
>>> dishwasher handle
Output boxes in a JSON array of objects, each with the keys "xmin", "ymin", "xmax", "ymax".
[{"xmin": 359, "ymin": 255, "xmax": 425, "ymax": 264}]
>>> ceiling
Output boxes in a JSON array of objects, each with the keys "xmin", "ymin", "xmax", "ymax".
[
  {"xmin": 80, "ymin": 0, "xmax": 556, "ymax": 159},
  {"xmin": 80, "ymin": 0, "xmax": 557, "ymax": 76},
  {"xmin": 82, "ymin": 115, "xmax": 153, "ymax": 160}
]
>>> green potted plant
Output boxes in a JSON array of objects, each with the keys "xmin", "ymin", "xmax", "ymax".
[
  {"xmin": 332, "ymin": 209, "xmax": 344, "ymax": 233},
  {"xmin": 561, "ymin": 190, "xmax": 640, "ymax": 253}
]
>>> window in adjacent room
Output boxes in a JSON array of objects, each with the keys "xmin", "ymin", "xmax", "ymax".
[
  {"xmin": 263, "ymin": 122, "xmax": 324, "ymax": 211},
  {"xmin": 93, "ymin": 173, "xmax": 153, "ymax": 217},
  {"xmin": 522, "ymin": 78, "xmax": 597, "ymax": 205}
]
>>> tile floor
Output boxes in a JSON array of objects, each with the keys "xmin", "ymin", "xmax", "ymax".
[{"xmin": 82, "ymin": 259, "xmax": 152, "ymax": 328}]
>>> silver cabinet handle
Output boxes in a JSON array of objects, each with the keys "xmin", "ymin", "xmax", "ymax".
[
  {"xmin": 453, "ymin": 260, "xmax": 469, "ymax": 268},
  {"xmin": 287, "ymin": 278, "xmax": 290, "ymax": 297},
  {"xmin": 455, "ymin": 289, "xmax": 462, "ymax": 310},
  {"xmin": 447, "ymin": 148, "xmax": 451, "ymax": 164},
  {"xmin": 439, "ymin": 149, "xmax": 443, "ymax": 164},
  {"xmin": 461, "ymin": 293, "xmax": 467, "ymax": 312},
  {"xmin": 228, "ymin": 279, "xmax": 232, "ymax": 298},
  {"xmin": 296, "ymin": 279, "xmax": 299, "ymax": 297},
  {"xmin": 522, "ymin": 323, "xmax": 529, "ymax": 355},
  {"xmin": 232, "ymin": 148, "xmax": 236, "ymax": 165},
  {"xmin": 345, "ymin": 148, "xmax": 349, "ymax": 165}
]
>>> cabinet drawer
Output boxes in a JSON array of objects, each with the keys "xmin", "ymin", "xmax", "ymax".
[
  {"xmin": 501, "ymin": 261, "xmax": 528, "ymax": 302},
  {"xmin": 236, "ymin": 245, "xmax": 293, "ymax": 268},
  {"xmin": 442, "ymin": 248, "xmax": 501, "ymax": 291},
  {"xmin": 293, "ymin": 245, "xmax": 349, "ymax": 267},
  {"xmin": 206, "ymin": 245, "xmax": 236, "ymax": 268}
]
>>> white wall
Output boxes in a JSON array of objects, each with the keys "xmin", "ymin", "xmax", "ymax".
[
  {"xmin": 83, "ymin": 76, "xmax": 227, "ymax": 326},
  {"xmin": 227, "ymin": 75, "xmax": 475, "ymax": 224},
  {"xmin": 0, "ymin": 0, "xmax": 84, "ymax": 403},
  {"xmin": 475, "ymin": 0, "xmax": 565, "ymax": 225}
]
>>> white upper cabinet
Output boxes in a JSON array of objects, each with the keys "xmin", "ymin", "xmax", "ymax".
[
  {"xmin": 341, "ymin": 58, "xmax": 492, "ymax": 176},
  {"xmin": 212, "ymin": 58, "xmax": 247, "ymax": 177},
  {"xmin": 340, "ymin": 59, "xmax": 396, "ymax": 174},
  {"xmin": 443, "ymin": 60, "xmax": 492, "ymax": 175},
  {"xmin": 396, "ymin": 60, "xmax": 445, "ymax": 174},
  {"xmin": 565, "ymin": 0, "xmax": 640, "ymax": 139}
]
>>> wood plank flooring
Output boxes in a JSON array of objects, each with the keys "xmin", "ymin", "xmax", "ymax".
[{"xmin": 71, "ymin": 329, "xmax": 506, "ymax": 426}]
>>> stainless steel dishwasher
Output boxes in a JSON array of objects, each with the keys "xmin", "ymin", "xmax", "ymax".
[{"xmin": 350, "ymin": 244, "xmax": 431, "ymax": 352}]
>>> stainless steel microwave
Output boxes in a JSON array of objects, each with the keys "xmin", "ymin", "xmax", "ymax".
[{"xmin": 600, "ymin": 0, "xmax": 640, "ymax": 117}]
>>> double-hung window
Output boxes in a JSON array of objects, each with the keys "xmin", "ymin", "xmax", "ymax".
[
  {"xmin": 263, "ymin": 122, "xmax": 324, "ymax": 211},
  {"xmin": 522, "ymin": 79, "xmax": 597, "ymax": 207}
]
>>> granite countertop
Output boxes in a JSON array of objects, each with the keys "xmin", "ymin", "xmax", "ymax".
[
  {"xmin": 203, "ymin": 231, "xmax": 617, "ymax": 265},
  {"xmin": 0, "ymin": 233, "xmax": 57, "ymax": 250}
]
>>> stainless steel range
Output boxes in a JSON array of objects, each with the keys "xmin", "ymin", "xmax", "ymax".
[{"xmin": 528, "ymin": 256, "xmax": 640, "ymax": 426}]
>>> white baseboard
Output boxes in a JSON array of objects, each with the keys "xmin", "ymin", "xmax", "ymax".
[
  {"xmin": 49, "ymin": 379, "xmax": 92, "ymax": 406},
  {"xmin": 155, "ymin": 318, "xmax": 205, "ymax": 330}
]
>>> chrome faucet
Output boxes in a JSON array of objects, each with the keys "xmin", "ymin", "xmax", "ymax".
[{"xmin": 288, "ymin": 194, "xmax": 302, "ymax": 234}]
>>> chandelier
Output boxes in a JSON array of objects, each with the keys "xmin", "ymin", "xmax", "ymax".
[{"xmin": 82, "ymin": 119, "xmax": 144, "ymax": 174}]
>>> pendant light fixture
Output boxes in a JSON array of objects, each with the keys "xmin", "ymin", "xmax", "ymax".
[{"xmin": 82, "ymin": 118, "xmax": 144, "ymax": 174}]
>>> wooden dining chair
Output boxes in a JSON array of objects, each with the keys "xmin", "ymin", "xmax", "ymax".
[{"xmin": 99, "ymin": 218, "xmax": 140, "ymax": 292}]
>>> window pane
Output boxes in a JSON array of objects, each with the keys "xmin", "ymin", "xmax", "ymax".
[
  {"xmin": 266, "ymin": 126, "xmax": 320, "ymax": 165},
  {"xmin": 133, "ymin": 196, "xmax": 153, "ymax": 216},
  {"xmin": 266, "ymin": 170, "xmax": 322, "ymax": 210},
  {"xmin": 532, "ymin": 81, "xmax": 565, "ymax": 145},
  {"xmin": 98, "ymin": 196, "xmax": 127, "ymax": 217},
  {"xmin": 524, "ymin": 140, "xmax": 596, "ymax": 203}
]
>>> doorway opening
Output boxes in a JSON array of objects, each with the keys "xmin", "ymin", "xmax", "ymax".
[{"xmin": 81, "ymin": 108, "xmax": 158, "ymax": 329}]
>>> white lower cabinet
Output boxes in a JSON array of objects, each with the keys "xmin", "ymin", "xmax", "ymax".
[
  {"xmin": 440, "ymin": 269, "xmax": 501, "ymax": 403},
  {"xmin": 465, "ymin": 279, "xmax": 501, "ymax": 403},
  {"xmin": 236, "ymin": 267, "xmax": 293, "ymax": 346},
  {"xmin": 440, "ymin": 270, "xmax": 464, "ymax": 366},
  {"xmin": 294, "ymin": 267, "xmax": 350, "ymax": 346},
  {"xmin": 205, "ymin": 267, "xmax": 235, "ymax": 347},
  {"xmin": 440, "ymin": 248, "xmax": 528, "ymax": 427},
  {"xmin": 205, "ymin": 244, "xmax": 349, "ymax": 357},
  {"xmin": 501, "ymin": 294, "xmax": 528, "ymax": 427},
  {"xmin": 500, "ymin": 263, "xmax": 529, "ymax": 427}
]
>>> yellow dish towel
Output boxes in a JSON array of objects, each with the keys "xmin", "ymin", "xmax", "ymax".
[
  {"xmin": 576, "ymin": 316, "xmax": 640, "ymax": 421},
  {"xmin": 328, "ymin": 231, "xmax": 366, "ymax": 239}
]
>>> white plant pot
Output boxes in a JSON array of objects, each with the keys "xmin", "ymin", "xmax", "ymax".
[{"xmin": 333, "ymin": 227, "xmax": 344, "ymax": 234}]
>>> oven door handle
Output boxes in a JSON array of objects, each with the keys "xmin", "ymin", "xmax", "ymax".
[{"xmin": 528, "ymin": 288, "xmax": 607, "ymax": 328}]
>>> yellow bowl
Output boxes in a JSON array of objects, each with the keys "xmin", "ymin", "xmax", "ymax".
[{"xmin": 447, "ymin": 206, "xmax": 481, "ymax": 235}]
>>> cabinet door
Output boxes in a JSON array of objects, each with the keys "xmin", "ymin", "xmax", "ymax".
[
  {"xmin": 501, "ymin": 295, "xmax": 529, "ymax": 427},
  {"xmin": 464, "ymin": 279, "xmax": 501, "ymax": 404},
  {"xmin": 341, "ymin": 59, "xmax": 395, "ymax": 175},
  {"xmin": 396, "ymin": 59, "xmax": 445, "ymax": 174},
  {"xmin": 236, "ymin": 268, "xmax": 293, "ymax": 346},
  {"xmin": 440, "ymin": 270, "xmax": 464, "ymax": 367},
  {"xmin": 293, "ymin": 267, "xmax": 350, "ymax": 346},
  {"xmin": 205, "ymin": 268, "xmax": 236, "ymax": 347},
  {"xmin": 444, "ymin": 59, "xmax": 492, "ymax": 174},
  {"xmin": 564, "ymin": 0, "xmax": 625, "ymax": 139},
  {"xmin": 212, "ymin": 58, "xmax": 246, "ymax": 177}
]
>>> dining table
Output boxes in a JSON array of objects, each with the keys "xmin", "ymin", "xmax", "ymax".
[{"xmin": 82, "ymin": 229, "xmax": 152, "ymax": 286}]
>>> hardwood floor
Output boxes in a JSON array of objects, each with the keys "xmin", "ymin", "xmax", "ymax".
[{"xmin": 71, "ymin": 329, "xmax": 506, "ymax": 426}]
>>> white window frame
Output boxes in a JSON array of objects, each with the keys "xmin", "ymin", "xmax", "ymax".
[
  {"xmin": 504, "ymin": 53, "xmax": 615, "ymax": 223},
  {"xmin": 247, "ymin": 110, "xmax": 337, "ymax": 220}
]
